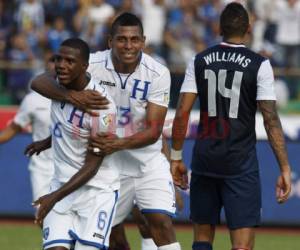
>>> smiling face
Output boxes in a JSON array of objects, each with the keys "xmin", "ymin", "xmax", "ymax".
[
  {"xmin": 109, "ymin": 25, "xmax": 145, "ymax": 73},
  {"xmin": 55, "ymin": 46, "xmax": 88, "ymax": 88}
]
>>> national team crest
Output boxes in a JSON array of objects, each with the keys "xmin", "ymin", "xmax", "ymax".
[
  {"xmin": 43, "ymin": 227, "xmax": 50, "ymax": 240},
  {"xmin": 101, "ymin": 114, "xmax": 114, "ymax": 127}
]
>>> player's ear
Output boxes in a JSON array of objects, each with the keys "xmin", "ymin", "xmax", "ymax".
[
  {"xmin": 108, "ymin": 35, "xmax": 112, "ymax": 49},
  {"xmin": 142, "ymin": 36, "xmax": 146, "ymax": 49},
  {"xmin": 247, "ymin": 24, "xmax": 251, "ymax": 35}
]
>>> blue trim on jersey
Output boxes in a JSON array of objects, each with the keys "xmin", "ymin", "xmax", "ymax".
[
  {"xmin": 43, "ymin": 239, "xmax": 75, "ymax": 248},
  {"xmin": 116, "ymin": 72, "xmax": 133, "ymax": 89},
  {"xmin": 103, "ymin": 190, "xmax": 119, "ymax": 243},
  {"xmin": 69, "ymin": 230, "xmax": 106, "ymax": 249},
  {"xmin": 140, "ymin": 62, "xmax": 160, "ymax": 77},
  {"xmin": 141, "ymin": 209, "xmax": 176, "ymax": 218}
]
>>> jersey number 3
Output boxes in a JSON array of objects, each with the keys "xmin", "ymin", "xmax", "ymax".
[{"xmin": 205, "ymin": 69, "xmax": 243, "ymax": 119}]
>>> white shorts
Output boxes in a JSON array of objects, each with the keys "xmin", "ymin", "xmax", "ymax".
[
  {"xmin": 43, "ymin": 181, "xmax": 119, "ymax": 250},
  {"xmin": 113, "ymin": 157, "xmax": 176, "ymax": 226},
  {"xmin": 29, "ymin": 170, "xmax": 53, "ymax": 201}
]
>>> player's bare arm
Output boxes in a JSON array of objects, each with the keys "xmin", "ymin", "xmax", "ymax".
[
  {"xmin": 33, "ymin": 150, "xmax": 105, "ymax": 225},
  {"xmin": 89, "ymin": 102, "xmax": 167, "ymax": 154},
  {"xmin": 31, "ymin": 72, "xmax": 109, "ymax": 115},
  {"xmin": 258, "ymin": 100, "xmax": 292, "ymax": 203},
  {"xmin": 24, "ymin": 135, "xmax": 52, "ymax": 156},
  {"xmin": 171, "ymin": 93, "xmax": 197, "ymax": 189},
  {"xmin": 0, "ymin": 122, "xmax": 22, "ymax": 143}
]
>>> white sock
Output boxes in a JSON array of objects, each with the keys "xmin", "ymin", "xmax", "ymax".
[
  {"xmin": 142, "ymin": 238, "xmax": 157, "ymax": 250},
  {"xmin": 158, "ymin": 242, "xmax": 181, "ymax": 250}
]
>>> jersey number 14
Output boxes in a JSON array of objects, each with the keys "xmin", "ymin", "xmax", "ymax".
[{"xmin": 205, "ymin": 69, "xmax": 243, "ymax": 119}]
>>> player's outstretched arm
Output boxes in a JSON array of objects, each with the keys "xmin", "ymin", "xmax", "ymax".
[
  {"xmin": 89, "ymin": 102, "xmax": 168, "ymax": 154},
  {"xmin": 0, "ymin": 122, "xmax": 22, "ymax": 144},
  {"xmin": 258, "ymin": 100, "xmax": 292, "ymax": 203},
  {"xmin": 31, "ymin": 72, "xmax": 109, "ymax": 115},
  {"xmin": 24, "ymin": 136, "xmax": 52, "ymax": 156},
  {"xmin": 32, "ymin": 150, "xmax": 105, "ymax": 225},
  {"xmin": 171, "ymin": 93, "xmax": 197, "ymax": 190}
]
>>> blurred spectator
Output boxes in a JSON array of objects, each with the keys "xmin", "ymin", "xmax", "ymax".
[
  {"xmin": 6, "ymin": 33, "xmax": 34, "ymax": 104},
  {"xmin": 274, "ymin": 0, "xmax": 300, "ymax": 99},
  {"xmin": 197, "ymin": 0, "xmax": 222, "ymax": 47},
  {"xmin": 47, "ymin": 16, "xmax": 72, "ymax": 53},
  {"xmin": 16, "ymin": 0, "xmax": 45, "ymax": 32},
  {"xmin": 73, "ymin": 0, "xmax": 91, "ymax": 36},
  {"xmin": 164, "ymin": 0, "xmax": 204, "ymax": 69},
  {"xmin": 140, "ymin": 0, "xmax": 167, "ymax": 54},
  {"xmin": 252, "ymin": 0, "xmax": 278, "ymax": 51},
  {"xmin": 88, "ymin": 0, "xmax": 115, "ymax": 33},
  {"xmin": 274, "ymin": 0, "xmax": 300, "ymax": 68},
  {"xmin": 42, "ymin": 0, "xmax": 78, "ymax": 30}
]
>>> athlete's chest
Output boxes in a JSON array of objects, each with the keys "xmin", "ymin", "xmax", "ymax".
[{"xmin": 94, "ymin": 70, "xmax": 153, "ymax": 103}]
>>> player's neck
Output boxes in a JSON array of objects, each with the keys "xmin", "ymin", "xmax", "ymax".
[
  {"xmin": 68, "ymin": 74, "xmax": 90, "ymax": 91},
  {"xmin": 223, "ymin": 37, "xmax": 244, "ymax": 45},
  {"xmin": 113, "ymin": 60, "xmax": 138, "ymax": 74}
]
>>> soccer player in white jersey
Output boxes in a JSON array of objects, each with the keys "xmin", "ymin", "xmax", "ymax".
[
  {"xmin": 30, "ymin": 38, "xmax": 119, "ymax": 250},
  {"xmin": 31, "ymin": 13, "xmax": 181, "ymax": 250},
  {"xmin": 0, "ymin": 56, "xmax": 55, "ymax": 202}
]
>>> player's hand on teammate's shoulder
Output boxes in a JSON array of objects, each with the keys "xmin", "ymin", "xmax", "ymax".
[
  {"xmin": 171, "ymin": 160, "xmax": 189, "ymax": 190},
  {"xmin": 89, "ymin": 132, "xmax": 122, "ymax": 155},
  {"xmin": 24, "ymin": 137, "xmax": 51, "ymax": 157},
  {"xmin": 32, "ymin": 192, "xmax": 59, "ymax": 226},
  {"xmin": 276, "ymin": 168, "xmax": 292, "ymax": 204},
  {"xmin": 67, "ymin": 89, "xmax": 110, "ymax": 116}
]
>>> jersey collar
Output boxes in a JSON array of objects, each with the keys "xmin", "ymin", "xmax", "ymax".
[{"xmin": 220, "ymin": 42, "xmax": 246, "ymax": 48}]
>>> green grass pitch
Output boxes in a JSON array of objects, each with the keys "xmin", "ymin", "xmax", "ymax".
[{"xmin": 0, "ymin": 223, "xmax": 299, "ymax": 250}]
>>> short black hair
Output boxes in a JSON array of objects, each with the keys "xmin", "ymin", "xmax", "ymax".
[
  {"xmin": 61, "ymin": 38, "xmax": 90, "ymax": 63},
  {"xmin": 220, "ymin": 2, "xmax": 249, "ymax": 39},
  {"xmin": 110, "ymin": 12, "xmax": 143, "ymax": 37}
]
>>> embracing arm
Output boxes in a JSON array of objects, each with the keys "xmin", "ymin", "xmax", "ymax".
[
  {"xmin": 0, "ymin": 122, "xmax": 22, "ymax": 143},
  {"xmin": 90, "ymin": 102, "xmax": 168, "ymax": 153},
  {"xmin": 33, "ymin": 150, "xmax": 104, "ymax": 225},
  {"xmin": 120, "ymin": 102, "xmax": 167, "ymax": 149},
  {"xmin": 31, "ymin": 72, "xmax": 109, "ymax": 115},
  {"xmin": 258, "ymin": 100, "xmax": 291, "ymax": 203},
  {"xmin": 31, "ymin": 72, "xmax": 70, "ymax": 102}
]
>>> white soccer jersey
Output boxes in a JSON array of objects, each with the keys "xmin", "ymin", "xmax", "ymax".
[
  {"xmin": 14, "ymin": 91, "xmax": 53, "ymax": 174},
  {"xmin": 51, "ymin": 76, "xmax": 119, "ymax": 190},
  {"xmin": 88, "ymin": 50, "xmax": 171, "ymax": 176}
]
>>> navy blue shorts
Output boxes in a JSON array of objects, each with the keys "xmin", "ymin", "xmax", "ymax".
[{"xmin": 190, "ymin": 171, "xmax": 261, "ymax": 230}]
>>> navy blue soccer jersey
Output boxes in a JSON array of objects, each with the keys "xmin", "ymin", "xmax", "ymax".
[{"xmin": 181, "ymin": 42, "xmax": 276, "ymax": 178}]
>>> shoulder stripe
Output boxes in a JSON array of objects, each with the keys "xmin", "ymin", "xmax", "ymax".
[{"xmin": 141, "ymin": 62, "xmax": 161, "ymax": 76}]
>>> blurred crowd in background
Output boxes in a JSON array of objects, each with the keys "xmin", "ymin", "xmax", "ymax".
[{"xmin": 0, "ymin": 0, "xmax": 300, "ymax": 111}]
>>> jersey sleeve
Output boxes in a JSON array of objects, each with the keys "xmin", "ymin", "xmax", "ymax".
[
  {"xmin": 256, "ymin": 59, "xmax": 277, "ymax": 101},
  {"xmin": 180, "ymin": 57, "xmax": 198, "ymax": 93},
  {"xmin": 147, "ymin": 69, "xmax": 171, "ymax": 108},
  {"xmin": 13, "ymin": 94, "xmax": 33, "ymax": 128}
]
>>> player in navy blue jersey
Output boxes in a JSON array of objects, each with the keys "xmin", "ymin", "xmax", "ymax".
[{"xmin": 171, "ymin": 3, "xmax": 292, "ymax": 250}]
